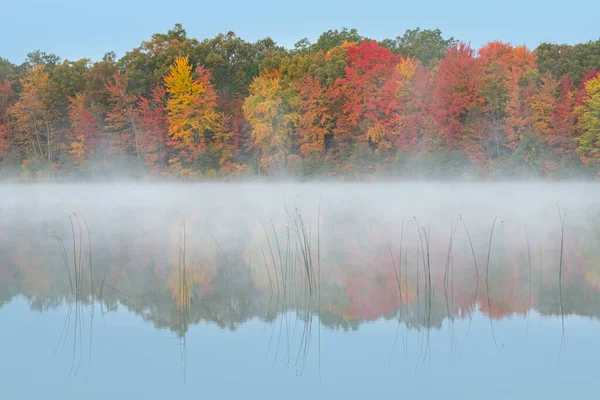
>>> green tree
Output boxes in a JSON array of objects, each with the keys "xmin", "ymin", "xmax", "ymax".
[
  {"xmin": 119, "ymin": 23, "xmax": 200, "ymax": 94},
  {"xmin": 49, "ymin": 58, "xmax": 90, "ymax": 114},
  {"xmin": 25, "ymin": 50, "xmax": 60, "ymax": 69},
  {"xmin": 0, "ymin": 57, "xmax": 17, "ymax": 83},
  {"xmin": 196, "ymin": 32, "xmax": 284, "ymax": 97},
  {"xmin": 312, "ymin": 28, "xmax": 364, "ymax": 53},
  {"xmin": 382, "ymin": 28, "xmax": 457, "ymax": 67},
  {"xmin": 535, "ymin": 40, "xmax": 600, "ymax": 85},
  {"xmin": 85, "ymin": 52, "xmax": 119, "ymax": 115}
]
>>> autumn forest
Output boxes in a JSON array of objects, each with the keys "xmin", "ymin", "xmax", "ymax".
[{"xmin": 1, "ymin": 25, "xmax": 600, "ymax": 180}]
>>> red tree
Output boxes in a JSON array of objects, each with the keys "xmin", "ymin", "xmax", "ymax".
[
  {"xmin": 297, "ymin": 75, "xmax": 333, "ymax": 157},
  {"xmin": 136, "ymin": 85, "xmax": 170, "ymax": 173},
  {"xmin": 549, "ymin": 75, "xmax": 577, "ymax": 154},
  {"xmin": 333, "ymin": 40, "xmax": 400, "ymax": 152},
  {"xmin": 434, "ymin": 43, "xmax": 487, "ymax": 166},
  {"xmin": 67, "ymin": 94, "xmax": 102, "ymax": 166}
]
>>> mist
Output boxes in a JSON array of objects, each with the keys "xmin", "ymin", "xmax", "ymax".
[
  {"xmin": 1, "ymin": 181, "xmax": 599, "ymax": 394},
  {"xmin": 2, "ymin": 181, "xmax": 599, "ymax": 323}
]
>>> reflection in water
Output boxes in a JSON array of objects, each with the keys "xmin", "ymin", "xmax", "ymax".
[
  {"xmin": 51, "ymin": 213, "xmax": 95, "ymax": 379},
  {"xmin": 1, "ymin": 183, "xmax": 600, "ymax": 397}
]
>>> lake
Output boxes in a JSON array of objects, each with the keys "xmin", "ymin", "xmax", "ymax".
[{"xmin": 1, "ymin": 182, "xmax": 599, "ymax": 399}]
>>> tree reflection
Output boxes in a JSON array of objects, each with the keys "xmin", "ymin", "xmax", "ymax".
[{"xmin": 1, "ymin": 203, "xmax": 600, "ymax": 338}]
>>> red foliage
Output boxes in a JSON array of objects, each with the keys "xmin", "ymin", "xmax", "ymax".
[
  {"xmin": 67, "ymin": 95, "xmax": 103, "ymax": 164},
  {"xmin": 297, "ymin": 75, "xmax": 333, "ymax": 157},
  {"xmin": 333, "ymin": 40, "xmax": 400, "ymax": 149},
  {"xmin": 105, "ymin": 73, "xmax": 140, "ymax": 157},
  {"xmin": 78, "ymin": 109, "xmax": 101, "ymax": 153},
  {"xmin": 575, "ymin": 69, "xmax": 599, "ymax": 106},
  {"xmin": 434, "ymin": 43, "xmax": 487, "ymax": 164},
  {"xmin": 137, "ymin": 85, "xmax": 170, "ymax": 172},
  {"xmin": 401, "ymin": 64, "xmax": 438, "ymax": 153},
  {"xmin": 548, "ymin": 76, "xmax": 577, "ymax": 153},
  {"xmin": 218, "ymin": 95, "xmax": 251, "ymax": 155},
  {"xmin": 479, "ymin": 41, "xmax": 536, "ymax": 76}
]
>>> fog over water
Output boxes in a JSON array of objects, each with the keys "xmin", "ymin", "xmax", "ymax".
[{"xmin": 1, "ymin": 182, "xmax": 600, "ymax": 398}]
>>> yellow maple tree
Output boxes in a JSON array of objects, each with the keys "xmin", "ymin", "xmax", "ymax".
[
  {"xmin": 164, "ymin": 56, "xmax": 219, "ymax": 148},
  {"xmin": 8, "ymin": 66, "xmax": 58, "ymax": 162},
  {"xmin": 243, "ymin": 70, "xmax": 299, "ymax": 171},
  {"xmin": 576, "ymin": 75, "xmax": 600, "ymax": 165}
]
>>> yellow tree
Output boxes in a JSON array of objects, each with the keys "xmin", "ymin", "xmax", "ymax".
[
  {"xmin": 297, "ymin": 75, "xmax": 332, "ymax": 158},
  {"xmin": 576, "ymin": 74, "xmax": 600, "ymax": 167},
  {"xmin": 8, "ymin": 66, "xmax": 59, "ymax": 162},
  {"xmin": 528, "ymin": 74, "xmax": 558, "ymax": 138},
  {"xmin": 164, "ymin": 56, "xmax": 220, "ymax": 147},
  {"xmin": 243, "ymin": 70, "xmax": 299, "ymax": 171},
  {"xmin": 164, "ymin": 56, "xmax": 231, "ymax": 174}
]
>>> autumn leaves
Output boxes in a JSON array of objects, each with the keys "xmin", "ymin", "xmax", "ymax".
[
  {"xmin": 164, "ymin": 57, "xmax": 231, "ymax": 176},
  {"xmin": 576, "ymin": 74, "xmax": 600, "ymax": 166},
  {"xmin": 244, "ymin": 40, "xmax": 600, "ymax": 177},
  {"xmin": 0, "ymin": 27, "xmax": 599, "ymax": 179}
]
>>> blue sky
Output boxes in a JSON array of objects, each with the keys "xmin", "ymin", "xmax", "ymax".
[{"xmin": 3, "ymin": 0, "xmax": 599, "ymax": 63}]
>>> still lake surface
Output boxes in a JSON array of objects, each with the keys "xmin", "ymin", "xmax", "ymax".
[{"xmin": 1, "ymin": 182, "xmax": 599, "ymax": 399}]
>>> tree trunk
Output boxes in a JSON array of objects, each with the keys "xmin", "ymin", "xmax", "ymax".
[
  {"xmin": 127, "ymin": 108, "xmax": 141, "ymax": 162},
  {"xmin": 46, "ymin": 123, "xmax": 51, "ymax": 164}
]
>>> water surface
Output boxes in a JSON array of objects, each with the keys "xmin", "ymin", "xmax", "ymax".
[{"xmin": 1, "ymin": 182, "xmax": 599, "ymax": 398}]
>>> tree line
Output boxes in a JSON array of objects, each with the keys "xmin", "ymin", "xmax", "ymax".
[{"xmin": 1, "ymin": 25, "xmax": 599, "ymax": 180}]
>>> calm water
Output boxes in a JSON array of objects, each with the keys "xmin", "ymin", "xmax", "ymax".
[{"xmin": 1, "ymin": 182, "xmax": 600, "ymax": 399}]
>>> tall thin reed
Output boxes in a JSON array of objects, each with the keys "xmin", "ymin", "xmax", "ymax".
[{"xmin": 486, "ymin": 217, "xmax": 499, "ymax": 350}]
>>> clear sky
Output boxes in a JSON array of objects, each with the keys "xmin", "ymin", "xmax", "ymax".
[{"xmin": 2, "ymin": 0, "xmax": 599, "ymax": 63}]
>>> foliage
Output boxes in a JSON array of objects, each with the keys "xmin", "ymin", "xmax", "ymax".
[
  {"xmin": 535, "ymin": 40, "xmax": 600, "ymax": 85},
  {"xmin": 381, "ymin": 28, "xmax": 457, "ymax": 67},
  {"xmin": 243, "ymin": 70, "xmax": 298, "ymax": 171},
  {"xmin": 576, "ymin": 74, "xmax": 600, "ymax": 168},
  {"xmin": 8, "ymin": 65, "xmax": 59, "ymax": 162},
  {"xmin": 0, "ymin": 24, "xmax": 598, "ymax": 180}
]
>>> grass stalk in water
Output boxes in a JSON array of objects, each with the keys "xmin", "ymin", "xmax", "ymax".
[
  {"xmin": 270, "ymin": 217, "xmax": 291, "ymax": 366},
  {"xmin": 177, "ymin": 218, "xmax": 190, "ymax": 382},
  {"xmin": 260, "ymin": 219, "xmax": 283, "ymax": 373},
  {"xmin": 52, "ymin": 212, "xmax": 93, "ymax": 379},
  {"xmin": 317, "ymin": 195, "xmax": 322, "ymax": 385},
  {"xmin": 79, "ymin": 213, "xmax": 94, "ymax": 382},
  {"xmin": 388, "ymin": 214, "xmax": 405, "ymax": 367},
  {"xmin": 526, "ymin": 226, "xmax": 532, "ymax": 340},
  {"xmin": 486, "ymin": 217, "xmax": 499, "ymax": 350},
  {"xmin": 388, "ymin": 244, "xmax": 401, "ymax": 367},
  {"xmin": 443, "ymin": 218, "xmax": 459, "ymax": 354},
  {"xmin": 288, "ymin": 209, "xmax": 316, "ymax": 377},
  {"xmin": 261, "ymin": 245, "xmax": 277, "ymax": 369},
  {"xmin": 413, "ymin": 217, "xmax": 431, "ymax": 370},
  {"xmin": 458, "ymin": 215, "xmax": 479, "ymax": 346},
  {"xmin": 557, "ymin": 205, "xmax": 566, "ymax": 359}
]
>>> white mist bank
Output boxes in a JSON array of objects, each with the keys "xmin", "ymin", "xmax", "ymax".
[{"xmin": 1, "ymin": 181, "xmax": 598, "ymax": 254}]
